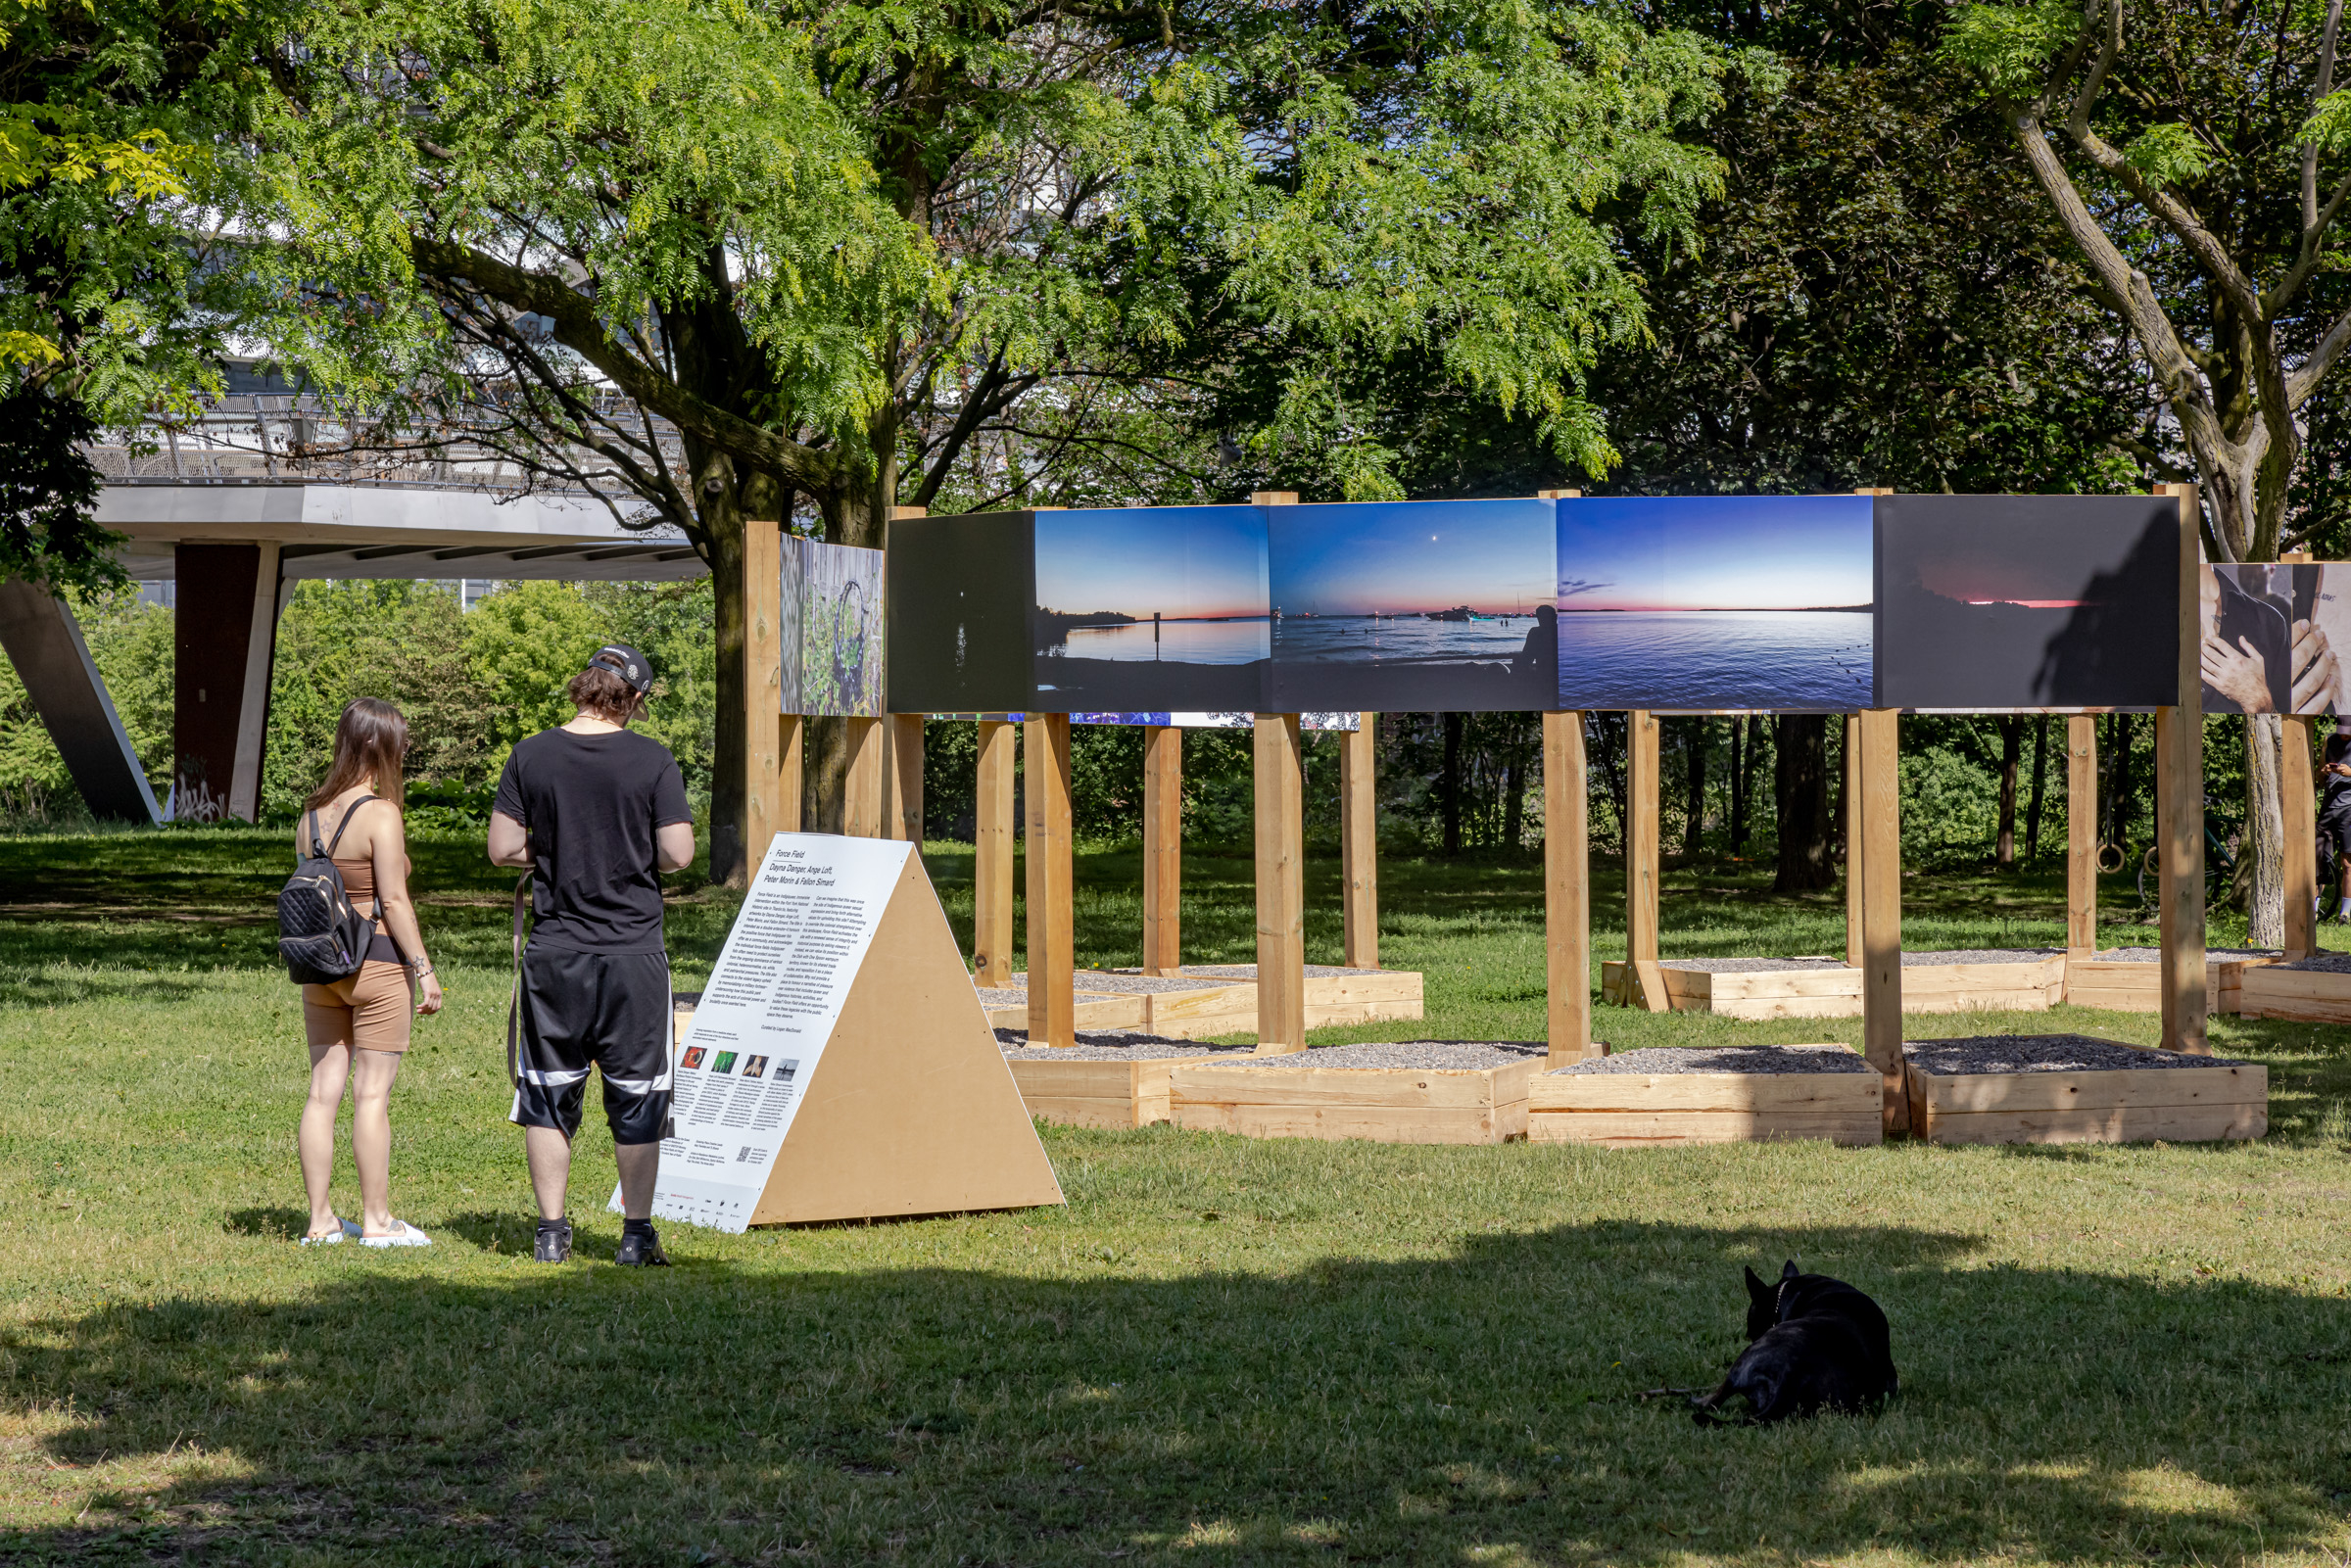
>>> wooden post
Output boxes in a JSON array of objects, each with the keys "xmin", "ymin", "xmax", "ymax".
[
  {"xmin": 1340, "ymin": 714, "xmax": 1378, "ymax": 970},
  {"xmin": 1545, "ymin": 710, "xmax": 1593, "ymax": 1064},
  {"xmin": 2283, "ymin": 550, "xmax": 2318, "ymax": 960},
  {"xmin": 1625, "ymin": 708, "xmax": 1665, "ymax": 1012},
  {"xmin": 742, "ymin": 516, "xmax": 784, "ymax": 869},
  {"xmin": 973, "ymin": 718, "xmax": 1016, "ymax": 986},
  {"xmin": 2156, "ymin": 482, "xmax": 2208, "ymax": 1054},
  {"xmin": 1025, "ymin": 713, "xmax": 1076, "ymax": 1047},
  {"xmin": 2066, "ymin": 714, "xmax": 2097, "ymax": 957},
  {"xmin": 842, "ymin": 717, "xmax": 886, "ymax": 838},
  {"xmin": 1845, "ymin": 714, "xmax": 1864, "ymax": 969},
  {"xmin": 1857, "ymin": 707, "xmax": 1906, "ymax": 1133},
  {"xmin": 1250, "ymin": 490, "xmax": 1300, "ymax": 506},
  {"xmin": 885, "ymin": 713, "xmax": 925, "ymax": 842},
  {"xmin": 1254, "ymin": 712, "xmax": 1307, "ymax": 1053},
  {"xmin": 778, "ymin": 713, "xmax": 803, "ymax": 834},
  {"xmin": 1142, "ymin": 724, "xmax": 1182, "ymax": 975}
]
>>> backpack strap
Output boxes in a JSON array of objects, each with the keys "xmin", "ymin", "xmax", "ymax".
[{"xmin": 321, "ymin": 794, "xmax": 378, "ymax": 858}]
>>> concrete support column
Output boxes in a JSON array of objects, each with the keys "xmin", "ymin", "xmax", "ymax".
[{"xmin": 0, "ymin": 580, "xmax": 160, "ymax": 823}]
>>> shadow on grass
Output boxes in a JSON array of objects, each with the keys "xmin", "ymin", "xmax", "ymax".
[{"xmin": 3, "ymin": 1220, "xmax": 2342, "ymax": 1564}]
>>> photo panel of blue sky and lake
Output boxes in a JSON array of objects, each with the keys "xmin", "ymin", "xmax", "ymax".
[
  {"xmin": 1032, "ymin": 506, "xmax": 1269, "ymax": 709},
  {"xmin": 1556, "ymin": 495, "xmax": 1875, "ymax": 711},
  {"xmin": 1266, "ymin": 499, "xmax": 1558, "ymax": 710}
]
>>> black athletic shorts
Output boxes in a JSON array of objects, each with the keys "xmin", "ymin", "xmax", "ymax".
[{"xmin": 509, "ymin": 947, "xmax": 674, "ymax": 1144}]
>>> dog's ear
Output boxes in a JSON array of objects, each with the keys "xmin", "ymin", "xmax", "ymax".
[
  {"xmin": 1745, "ymin": 1265, "xmax": 1769, "ymax": 1302},
  {"xmin": 1781, "ymin": 1259, "xmax": 1799, "ymax": 1282}
]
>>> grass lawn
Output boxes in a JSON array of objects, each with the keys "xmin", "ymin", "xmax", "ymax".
[{"xmin": 2, "ymin": 826, "xmax": 2349, "ymax": 1565}]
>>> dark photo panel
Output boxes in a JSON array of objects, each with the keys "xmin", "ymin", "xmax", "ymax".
[
  {"xmin": 1265, "ymin": 499, "xmax": 1556, "ymax": 711},
  {"xmin": 2201, "ymin": 562, "xmax": 2351, "ymax": 716},
  {"xmin": 1556, "ymin": 495, "xmax": 1873, "ymax": 711},
  {"xmin": 1875, "ymin": 495, "xmax": 2180, "ymax": 710},
  {"xmin": 885, "ymin": 511, "xmax": 1035, "ymax": 715},
  {"xmin": 1032, "ymin": 506, "xmax": 1268, "ymax": 710}
]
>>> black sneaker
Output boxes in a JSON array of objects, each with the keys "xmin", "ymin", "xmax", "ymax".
[
  {"xmin": 534, "ymin": 1218, "xmax": 572, "ymax": 1263},
  {"xmin": 615, "ymin": 1223, "xmax": 670, "ymax": 1267}
]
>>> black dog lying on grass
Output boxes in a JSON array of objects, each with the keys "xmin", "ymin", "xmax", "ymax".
[{"xmin": 1691, "ymin": 1260, "xmax": 1898, "ymax": 1426}]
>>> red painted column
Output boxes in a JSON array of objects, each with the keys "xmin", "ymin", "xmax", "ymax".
[{"xmin": 173, "ymin": 545, "xmax": 276, "ymax": 821}]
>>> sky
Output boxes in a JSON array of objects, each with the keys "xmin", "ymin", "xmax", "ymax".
[
  {"xmin": 1555, "ymin": 495, "xmax": 1874, "ymax": 611},
  {"xmin": 1034, "ymin": 506, "xmax": 1269, "ymax": 619},
  {"xmin": 1267, "ymin": 500, "xmax": 1557, "ymax": 616}
]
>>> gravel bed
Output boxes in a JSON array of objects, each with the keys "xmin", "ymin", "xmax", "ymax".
[
  {"xmin": 1234, "ymin": 1040, "xmax": 1543, "ymax": 1070},
  {"xmin": 1061, "ymin": 971, "xmax": 1233, "ymax": 993},
  {"xmin": 1179, "ymin": 964, "xmax": 1385, "ymax": 978},
  {"xmin": 2273, "ymin": 951, "xmax": 2351, "ymax": 974},
  {"xmin": 994, "ymin": 1028, "xmax": 1248, "ymax": 1061},
  {"xmin": 2095, "ymin": 946, "xmax": 2278, "ymax": 963},
  {"xmin": 1550, "ymin": 1044, "xmax": 1869, "ymax": 1076},
  {"xmin": 1903, "ymin": 1033, "xmax": 2250, "ymax": 1074},
  {"xmin": 1655, "ymin": 950, "xmax": 2057, "ymax": 973},
  {"xmin": 977, "ymin": 987, "xmax": 1028, "ymax": 1008}
]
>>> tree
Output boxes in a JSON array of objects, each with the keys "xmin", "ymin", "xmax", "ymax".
[
  {"xmin": 2, "ymin": 0, "xmax": 280, "ymax": 592},
  {"xmin": 262, "ymin": 0, "xmax": 1739, "ymax": 880},
  {"xmin": 1941, "ymin": 0, "xmax": 2351, "ymax": 943}
]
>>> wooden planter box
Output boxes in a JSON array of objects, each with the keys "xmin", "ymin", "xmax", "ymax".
[
  {"xmin": 977, "ymin": 967, "xmax": 1425, "ymax": 1040},
  {"xmin": 978, "ymin": 988, "xmax": 1146, "ymax": 1031},
  {"xmin": 1004, "ymin": 1050, "xmax": 1253, "ymax": 1130},
  {"xmin": 2236, "ymin": 962, "xmax": 2351, "ymax": 1024},
  {"xmin": 1601, "ymin": 956, "xmax": 2063, "ymax": 1021},
  {"xmin": 1168, "ymin": 1055, "xmax": 1534, "ymax": 1145},
  {"xmin": 1904, "ymin": 1057, "xmax": 2268, "ymax": 1145},
  {"xmin": 2065, "ymin": 952, "xmax": 2275, "ymax": 1015},
  {"xmin": 1527, "ymin": 1065, "xmax": 1883, "ymax": 1148}
]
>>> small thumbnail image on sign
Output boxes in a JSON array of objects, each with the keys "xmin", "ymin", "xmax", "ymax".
[
  {"xmin": 742, "ymin": 1055, "xmax": 769, "ymax": 1079},
  {"xmin": 712, "ymin": 1052, "xmax": 740, "ymax": 1074},
  {"xmin": 779, "ymin": 1059, "xmax": 800, "ymax": 1081},
  {"xmin": 680, "ymin": 1047, "xmax": 707, "ymax": 1070}
]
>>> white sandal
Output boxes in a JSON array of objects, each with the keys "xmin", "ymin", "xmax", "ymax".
[
  {"xmin": 299, "ymin": 1225, "xmax": 345, "ymax": 1247},
  {"xmin": 358, "ymin": 1219, "xmax": 433, "ymax": 1249}
]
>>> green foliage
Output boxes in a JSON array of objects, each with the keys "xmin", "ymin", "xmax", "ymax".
[
  {"xmin": 2121, "ymin": 121, "xmax": 2214, "ymax": 187},
  {"xmin": 0, "ymin": 384, "xmax": 120, "ymax": 593},
  {"xmin": 463, "ymin": 583, "xmax": 605, "ymax": 770},
  {"xmin": 1939, "ymin": 0, "xmax": 2084, "ymax": 100}
]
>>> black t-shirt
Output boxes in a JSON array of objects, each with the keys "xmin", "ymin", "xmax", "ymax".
[{"xmin": 494, "ymin": 728, "xmax": 693, "ymax": 955}]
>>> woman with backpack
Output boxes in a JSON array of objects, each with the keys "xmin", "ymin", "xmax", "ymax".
[{"xmin": 294, "ymin": 698, "xmax": 444, "ymax": 1246}]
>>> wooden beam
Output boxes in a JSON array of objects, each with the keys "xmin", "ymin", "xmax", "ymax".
[
  {"xmin": 1025, "ymin": 713, "xmax": 1076, "ymax": 1048},
  {"xmin": 1545, "ymin": 710, "xmax": 1593, "ymax": 1065},
  {"xmin": 885, "ymin": 713, "xmax": 925, "ymax": 842},
  {"xmin": 1254, "ymin": 712, "xmax": 1307, "ymax": 1053},
  {"xmin": 2283, "ymin": 550, "xmax": 2317, "ymax": 960},
  {"xmin": 742, "ymin": 516, "xmax": 783, "ymax": 869},
  {"xmin": 1142, "ymin": 724, "xmax": 1182, "ymax": 975},
  {"xmin": 1845, "ymin": 714, "xmax": 1863, "ymax": 969},
  {"xmin": 2067, "ymin": 714, "xmax": 2097, "ymax": 956},
  {"xmin": 778, "ymin": 713, "xmax": 803, "ymax": 834},
  {"xmin": 1250, "ymin": 490, "xmax": 1300, "ymax": 505},
  {"xmin": 842, "ymin": 716, "xmax": 886, "ymax": 838},
  {"xmin": 1625, "ymin": 709, "xmax": 1665, "ymax": 1012},
  {"xmin": 1340, "ymin": 714, "xmax": 1378, "ymax": 969},
  {"xmin": 2156, "ymin": 482, "xmax": 2209, "ymax": 1054},
  {"xmin": 973, "ymin": 718, "xmax": 1016, "ymax": 986},
  {"xmin": 1858, "ymin": 707, "xmax": 1906, "ymax": 1134}
]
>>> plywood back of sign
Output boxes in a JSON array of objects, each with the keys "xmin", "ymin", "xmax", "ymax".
[
  {"xmin": 1025, "ymin": 714, "xmax": 1076, "ymax": 1047},
  {"xmin": 2155, "ymin": 482, "xmax": 2208, "ymax": 1055},
  {"xmin": 974, "ymin": 719, "xmax": 1017, "ymax": 986},
  {"xmin": 1858, "ymin": 708, "xmax": 1906, "ymax": 1132},
  {"xmin": 1143, "ymin": 725, "xmax": 1182, "ymax": 974},
  {"xmin": 1625, "ymin": 709, "xmax": 1664, "ymax": 1012},
  {"xmin": 1254, "ymin": 713, "xmax": 1306, "ymax": 1052},
  {"xmin": 2067, "ymin": 715, "xmax": 2096, "ymax": 955},
  {"xmin": 1340, "ymin": 715, "xmax": 1378, "ymax": 970},
  {"xmin": 750, "ymin": 852, "xmax": 1064, "ymax": 1225},
  {"xmin": 842, "ymin": 716, "xmax": 886, "ymax": 838},
  {"xmin": 1545, "ymin": 710, "xmax": 1594, "ymax": 1064}
]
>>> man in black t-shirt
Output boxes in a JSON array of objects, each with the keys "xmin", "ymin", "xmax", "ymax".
[{"xmin": 490, "ymin": 642, "xmax": 695, "ymax": 1266}]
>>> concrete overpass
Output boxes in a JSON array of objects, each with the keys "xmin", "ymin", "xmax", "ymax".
[{"xmin": 6, "ymin": 390, "xmax": 709, "ymax": 823}]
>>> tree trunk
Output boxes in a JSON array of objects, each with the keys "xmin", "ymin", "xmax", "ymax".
[
  {"xmin": 1502, "ymin": 725, "xmax": 1525, "ymax": 853},
  {"xmin": 2025, "ymin": 715, "xmax": 2048, "ymax": 861},
  {"xmin": 1442, "ymin": 712, "xmax": 1463, "ymax": 855},
  {"xmin": 1995, "ymin": 716, "xmax": 2022, "ymax": 869},
  {"xmin": 2246, "ymin": 713, "xmax": 2286, "ymax": 941},
  {"xmin": 1684, "ymin": 718, "xmax": 1705, "ymax": 858},
  {"xmin": 1772, "ymin": 715, "xmax": 1833, "ymax": 891},
  {"xmin": 1729, "ymin": 718, "xmax": 1748, "ymax": 854},
  {"xmin": 2103, "ymin": 714, "xmax": 2132, "ymax": 850}
]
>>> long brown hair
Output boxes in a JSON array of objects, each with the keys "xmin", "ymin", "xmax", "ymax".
[{"xmin": 305, "ymin": 698, "xmax": 408, "ymax": 812}]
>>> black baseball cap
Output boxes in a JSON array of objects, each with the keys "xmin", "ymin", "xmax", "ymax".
[{"xmin": 587, "ymin": 642, "xmax": 654, "ymax": 694}]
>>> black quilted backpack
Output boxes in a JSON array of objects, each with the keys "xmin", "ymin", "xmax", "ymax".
[{"xmin": 277, "ymin": 797, "xmax": 381, "ymax": 984}]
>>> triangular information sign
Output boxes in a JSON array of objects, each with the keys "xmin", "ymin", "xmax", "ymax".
[{"xmin": 615, "ymin": 832, "xmax": 1063, "ymax": 1231}]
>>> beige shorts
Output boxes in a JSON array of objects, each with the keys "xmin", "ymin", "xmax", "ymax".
[{"xmin": 304, "ymin": 961, "xmax": 413, "ymax": 1055}]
